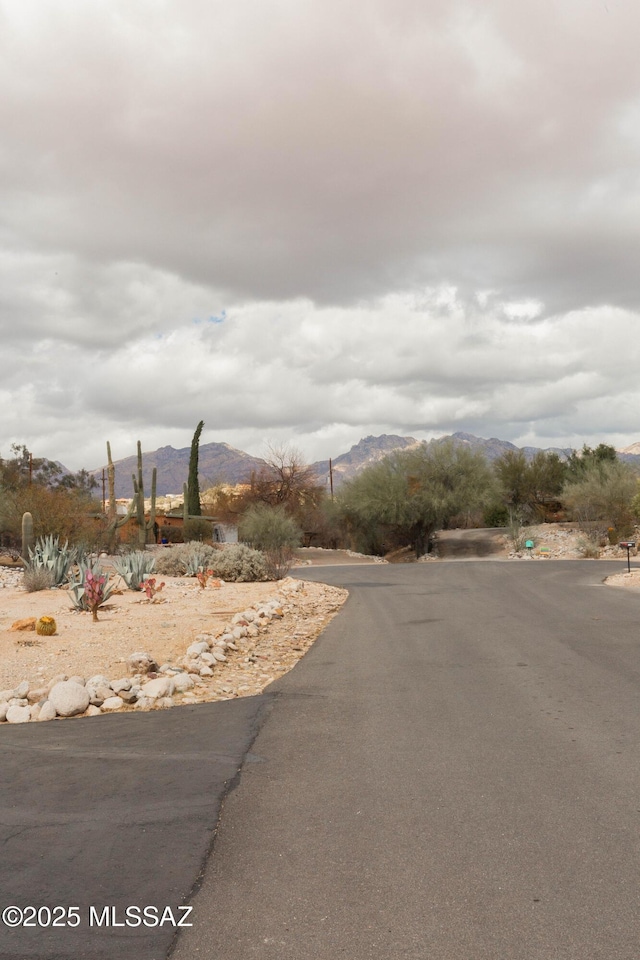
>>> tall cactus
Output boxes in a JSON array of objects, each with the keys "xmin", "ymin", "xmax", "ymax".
[
  {"xmin": 105, "ymin": 442, "xmax": 135, "ymax": 551},
  {"xmin": 21, "ymin": 511, "xmax": 34, "ymax": 561},
  {"xmin": 131, "ymin": 441, "xmax": 157, "ymax": 547},
  {"xmin": 105, "ymin": 441, "xmax": 156, "ymax": 549}
]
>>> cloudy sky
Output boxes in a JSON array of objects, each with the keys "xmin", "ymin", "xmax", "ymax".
[{"xmin": 2, "ymin": 0, "xmax": 640, "ymax": 471}]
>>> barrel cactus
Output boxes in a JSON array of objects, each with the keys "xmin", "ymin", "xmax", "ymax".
[{"xmin": 35, "ymin": 616, "xmax": 57, "ymax": 636}]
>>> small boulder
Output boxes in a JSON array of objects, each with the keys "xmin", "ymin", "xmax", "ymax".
[
  {"xmin": 127, "ymin": 652, "xmax": 158, "ymax": 675},
  {"xmin": 6, "ymin": 705, "xmax": 31, "ymax": 723},
  {"xmin": 48, "ymin": 681, "xmax": 90, "ymax": 718},
  {"xmin": 38, "ymin": 701, "xmax": 57, "ymax": 721},
  {"xmin": 140, "ymin": 677, "xmax": 174, "ymax": 699},
  {"xmin": 101, "ymin": 696, "xmax": 124, "ymax": 712}
]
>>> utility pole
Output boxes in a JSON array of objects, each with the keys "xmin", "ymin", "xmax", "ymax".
[{"xmin": 329, "ymin": 458, "xmax": 334, "ymax": 501}]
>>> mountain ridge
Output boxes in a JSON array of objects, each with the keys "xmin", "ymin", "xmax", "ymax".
[{"xmin": 91, "ymin": 432, "xmax": 640, "ymax": 498}]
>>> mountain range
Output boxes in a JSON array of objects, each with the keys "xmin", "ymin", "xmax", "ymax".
[{"xmin": 91, "ymin": 433, "xmax": 640, "ymax": 499}]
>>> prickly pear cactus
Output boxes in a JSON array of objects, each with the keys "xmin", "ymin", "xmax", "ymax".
[{"xmin": 35, "ymin": 615, "xmax": 57, "ymax": 636}]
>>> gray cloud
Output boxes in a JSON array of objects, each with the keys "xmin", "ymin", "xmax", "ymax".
[{"xmin": 1, "ymin": 0, "xmax": 639, "ymax": 469}]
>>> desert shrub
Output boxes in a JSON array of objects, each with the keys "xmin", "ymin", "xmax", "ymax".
[
  {"xmin": 577, "ymin": 537, "xmax": 601, "ymax": 559},
  {"xmin": 183, "ymin": 518, "xmax": 212, "ymax": 542},
  {"xmin": 23, "ymin": 565, "xmax": 55, "ymax": 592},
  {"xmin": 159, "ymin": 525, "xmax": 183, "ymax": 544},
  {"xmin": 154, "ymin": 542, "xmax": 219, "ymax": 577},
  {"xmin": 239, "ymin": 504, "xmax": 302, "ymax": 579},
  {"xmin": 483, "ymin": 503, "xmax": 510, "ymax": 528},
  {"xmin": 154, "ymin": 541, "xmax": 269, "ymax": 580},
  {"xmin": 208, "ymin": 543, "xmax": 269, "ymax": 582}
]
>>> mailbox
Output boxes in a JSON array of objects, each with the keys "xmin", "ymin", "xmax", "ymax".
[{"xmin": 619, "ymin": 541, "xmax": 636, "ymax": 573}]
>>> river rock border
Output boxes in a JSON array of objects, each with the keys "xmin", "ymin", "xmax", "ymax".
[{"xmin": 0, "ymin": 578, "xmax": 313, "ymax": 724}]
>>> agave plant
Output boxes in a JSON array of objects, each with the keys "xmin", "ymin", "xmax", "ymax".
[
  {"xmin": 112, "ymin": 551, "xmax": 156, "ymax": 591},
  {"xmin": 68, "ymin": 560, "xmax": 116, "ymax": 615},
  {"xmin": 27, "ymin": 535, "xmax": 81, "ymax": 587}
]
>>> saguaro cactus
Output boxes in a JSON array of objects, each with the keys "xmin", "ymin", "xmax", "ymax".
[
  {"xmin": 105, "ymin": 442, "xmax": 135, "ymax": 550},
  {"xmin": 131, "ymin": 441, "xmax": 157, "ymax": 548},
  {"xmin": 21, "ymin": 512, "xmax": 34, "ymax": 561}
]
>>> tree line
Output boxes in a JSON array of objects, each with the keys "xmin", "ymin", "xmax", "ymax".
[{"xmin": 2, "ymin": 434, "xmax": 639, "ymax": 562}]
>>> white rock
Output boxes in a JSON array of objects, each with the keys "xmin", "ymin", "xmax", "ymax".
[
  {"xmin": 68, "ymin": 675, "xmax": 85, "ymax": 687},
  {"xmin": 0, "ymin": 689, "xmax": 13, "ymax": 703},
  {"xmin": 87, "ymin": 674, "xmax": 110, "ymax": 688},
  {"xmin": 101, "ymin": 696, "xmax": 124, "ymax": 711},
  {"xmin": 134, "ymin": 696, "xmax": 154, "ymax": 710},
  {"xmin": 199, "ymin": 666, "xmax": 214, "ymax": 677},
  {"xmin": 48, "ymin": 681, "xmax": 91, "ymax": 718},
  {"xmin": 172, "ymin": 673, "xmax": 195, "ymax": 693},
  {"xmin": 211, "ymin": 649, "xmax": 227, "ymax": 662},
  {"xmin": 155, "ymin": 696, "xmax": 174, "ymax": 709},
  {"xmin": 232, "ymin": 626, "xmax": 247, "ymax": 639},
  {"xmin": 86, "ymin": 705, "xmax": 102, "ymax": 717},
  {"xmin": 111, "ymin": 678, "xmax": 132, "ymax": 694},
  {"xmin": 200, "ymin": 652, "xmax": 216, "ymax": 665},
  {"xmin": 29, "ymin": 703, "xmax": 41, "ymax": 721},
  {"xmin": 140, "ymin": 676, "xmax": 174, "ymax": 699},
  {"xmin": 87, "ymin": 683, "xmax": 112, "ymax": 705},
  {"xmin": 47, "ymin": 674, "xmax": 67, "ymax": 692},
  {"xmin": 13, "ymin": 680, "xmax": 29, "ymax": 699},
  {"xmin": 9, "ymin": 698, "xmax": 28, "ymax": 707},
  {"xmin": 38, "ymin": 701, "xmax": 57, "ymax": 721},
  {"xmin": 186, "ymin": 640, "xmax": 210, "ymax": 656},
  {"xmin": 0, "ymin": 702, "xmax": 8, "ymax": 721},
  {"xmin": 27, "ymin": 687, "xmax": 49, "ymax": 704},
  {"xmin": 247, "ymin": 624, "xmax": 260, "ymax": 637},
  {"xmin": 6, "ymin": 705, "xmax": 31, "ymax": 723},
  {"xmin": 127, "ymin": 652, "xmax": 157, "ymax": 675}
]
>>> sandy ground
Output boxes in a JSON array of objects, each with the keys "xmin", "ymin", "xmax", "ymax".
[{"xmin": 0, "ymin": 568, "xmax": 347, "ymax": 699}]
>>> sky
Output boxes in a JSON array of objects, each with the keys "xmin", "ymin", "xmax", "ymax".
[{"xmin": 2, "ymin": 0, "xmax": 640, "ymax": 471}]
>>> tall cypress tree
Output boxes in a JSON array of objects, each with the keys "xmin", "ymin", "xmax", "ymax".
[{"xmin": 187, "ymin": 420, "xmax": 204, "ymax": 516}]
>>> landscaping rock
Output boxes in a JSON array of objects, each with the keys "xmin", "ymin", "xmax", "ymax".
[
  {"xmin": 127, "ymin": 652, "xmax": 158, "ymax": 675},
  {"xmin": 101, "ymin": 696, "xmax": 124, "ymax": 712},
  {"xmin": 38, "ymin": 701, "xmax": 57, "ymax": 722},
  {"xmin": 6, "ymin": 705, "xmax": 31, "ymax": 723},
  {"xmin": 48, "ymin": 681, "xmax": 91, "ymax": 718},
  {"xmin": 140, "ymin": 677, "xmax": 174, "ymax": 699}
]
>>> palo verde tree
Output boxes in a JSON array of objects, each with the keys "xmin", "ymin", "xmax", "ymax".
[
  {"xmin": 494, "ymin": 449, "xmax": 567, "ymax": 521},
  {"xmin": 187, "ymin": 420, "xmax": 204, "ymax": 517},
  {"xmin": 562, "ymin": 458, "xmax": 636, "ymax": 540},
  {"xmin": 338, "ymin": 441, "xmax": 494, "ymax": 558}
]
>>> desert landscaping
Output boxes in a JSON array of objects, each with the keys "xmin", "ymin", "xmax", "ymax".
[
  {"xmin": 1, "ymin": 529, "xmax": 639, "ymax": 725},
  {"xmin": 0, "ymin": 556, "xmax": 347, "ymax": 724}
]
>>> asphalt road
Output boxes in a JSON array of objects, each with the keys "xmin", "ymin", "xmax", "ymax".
[
  {"xmin": 172, "ymin": 560, "xmax": 640, "ymax": 960},
  {"xmin": 3, "ymin": 560, "xmax": 640, "ymax": 959}
]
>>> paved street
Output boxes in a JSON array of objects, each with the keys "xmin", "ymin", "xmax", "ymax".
[
  {"xmin": 3, "ymin": 560, "xmax": 640, "ymax": 959},
  {"xmin": 172, "ymin": 561, "xmax": 640, "ymax": 960}
]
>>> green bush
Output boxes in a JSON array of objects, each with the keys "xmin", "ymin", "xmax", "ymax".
[
  {"xmin": 183, "ymin": 518, "xmax": 212, "ymax": 542},
  {"xmin": 483, "ymin": 503, "xmax": 510, "ymax": 528},
  {"xmin": 239, "ymin": 504, "xmax": 301, "ymax": 579},
  {"xmin": 159, "ymin": 525, "xmax": 183, "ymax": 544}
]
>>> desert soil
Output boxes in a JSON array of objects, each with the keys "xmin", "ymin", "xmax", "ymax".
[{"xmin": 0, "ymin": 567, "xmax": 347, "ymax": 701}]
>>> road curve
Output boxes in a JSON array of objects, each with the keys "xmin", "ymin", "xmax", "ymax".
[{"xmin": 172, "ymin": 560, "xmax": 640, "ymax": 960}]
